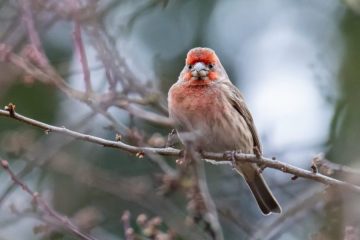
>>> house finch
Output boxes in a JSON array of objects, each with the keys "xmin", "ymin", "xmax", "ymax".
[{"xmin": 168, "ymin": 47, "xmax": 281, "ymax": 215}]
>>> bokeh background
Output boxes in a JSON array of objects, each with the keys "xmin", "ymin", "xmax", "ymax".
[{"xmin": 1, "ymin": 0, "xmax": 360, "ymax": 239}]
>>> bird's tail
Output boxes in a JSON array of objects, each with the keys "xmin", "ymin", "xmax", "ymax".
[{"xmin": 244, "ymin": 170, "xmax": 281, "ymax": 215}]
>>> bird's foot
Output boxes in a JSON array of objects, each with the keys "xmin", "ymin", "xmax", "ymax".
[
  {"xmin": 253, "ymin": 146, "xmax": 261, "ymax": 158},
  {"xmin": 224, "ymin": 150, "xmax": 237, "ymax": 170},
  {"xmin": 176, "ymin": 149, "xmax": 192, "ymax": 166},
  {"xmin": 166, "ymin": 129, "xmax": 178, "ymax": 148},
  {"xmin": 257, "ymin": 165, "xmax": 266, "ymax": 174}
]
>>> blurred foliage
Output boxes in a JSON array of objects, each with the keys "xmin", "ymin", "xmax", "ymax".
[
  {"xmin": 323, "ymin": 7, "xmax": 360, "ymax": 240},
  {"xmin": 329, "ymin": 9, "xmax": 360, "ymax": 165}
]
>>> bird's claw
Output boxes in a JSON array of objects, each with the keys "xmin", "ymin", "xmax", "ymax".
[
  {"xmin": 166, "ymin": 129, "xmax": 177, "ymax": 148},
  {"xmin": 176, "ymin": 149, "xmax": 192, "ymax": 166},
  {"xmin": 224, "ymin": 150, "xmax": 237, "ymax": 170},
  {"xmin": 257, "ymin": 164, "xmax": 266, "ymax": 174},
  {"xmin": 253, "ymin": 146, "xmax": 261, "ymax": 158}
]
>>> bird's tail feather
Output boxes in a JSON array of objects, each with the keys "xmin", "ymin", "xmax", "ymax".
[{"xmin": 245, "ymin": 171, "xmax": 281, "ymax": 215}]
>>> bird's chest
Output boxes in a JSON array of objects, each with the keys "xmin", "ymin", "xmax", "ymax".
[
  {"xmin": 170, "ymin": 84, "xmax": 246, "ymax": 151},
  {"xmin": 169, "ymin": 83, "xmax": 254, "ymax": 152},
  {"xmin": 170, "ymin": 84, "xmax": 225, "ymax": 123}
]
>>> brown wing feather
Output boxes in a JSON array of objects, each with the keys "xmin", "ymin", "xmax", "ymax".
[{"xmin": 224, "ymin": 82, "xmax": 262, "ymax": 154}]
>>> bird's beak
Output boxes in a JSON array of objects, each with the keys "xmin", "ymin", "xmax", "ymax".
[{"xmin": 191, "ymin": 62, "xmax": 208, "ymax": 79}]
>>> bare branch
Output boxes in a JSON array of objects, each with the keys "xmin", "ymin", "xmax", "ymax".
[
  {"xmin": 124, "ymin": 104, "xmax": 174, "ymax": 127},
  {"xmin": 20, "ymin": 0, "xmax": 48, "ymax": 67},
  {"xmin": 1, "ymin": 107, "xmax": 360, "ymax": 194},
  {"xmin": 313, "ymin": 153, "xmax": 360, "ymax": 177},
  {"xmin": 73, "ymin": 21, "xmax": 93, "ymax": 93}
]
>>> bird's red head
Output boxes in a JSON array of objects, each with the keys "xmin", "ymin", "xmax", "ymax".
[
  {"xmin": 182, "ymin": 47, "xmax": 220, "ymax": 82},
  {"xmin": 186, "ymin": 48, "xmax": 218, "ymax": 65}
]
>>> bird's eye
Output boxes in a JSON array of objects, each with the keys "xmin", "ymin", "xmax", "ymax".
[
  {"xmin": 208, "ymin": 64, "xmax": 214, "ymax": 69},
  {"xmin": 188, "ymin": 65, "xmax": 193, "ymax": 70}
]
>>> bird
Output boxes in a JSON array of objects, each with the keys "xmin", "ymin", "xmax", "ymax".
[{"xmin": 167, "ymin": 47, "xmax": 281, "ymax": 215}]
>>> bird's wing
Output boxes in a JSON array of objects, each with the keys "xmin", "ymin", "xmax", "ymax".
[{"xmin": 223, "ymin": 82, "xmax": 263, "ymax": 154}]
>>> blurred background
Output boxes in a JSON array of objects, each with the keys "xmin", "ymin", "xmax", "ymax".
[{"xmin": 0, "ymin": 0, "xmax": 360, "ymax": 239}]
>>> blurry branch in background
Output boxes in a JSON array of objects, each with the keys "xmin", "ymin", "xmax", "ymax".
[
  {"xmin": 20, "ymin": 0, "xmax": 49, "ymax": 67},
  {"xmin": 0, "ymin": 159, "xmax": 99, "ymax": 240},
  {"xmin": 73, "ymin": 21, "xmax": 93, "ymax": 94},
  {"xmin": 190, "ymin": 151, "xmax": 224, "ymax": 240},
  {"xmin": 0, "ymin": 111, "xmax": 97, "ymax": 205},
  {"xmin": 0, "ymin": 46, "xmax": 173, "ymax": 127},
  {"xmin": 1, "ymin": 0, "xmax": 171, "ymax": 134},
  {"xmin": 250, "ymin": 186, "xmax": 325, "ymax": 240},
  {"xmin": 22, "ymin": 145, "xmax": 203, "ymax": 239},
  {"xmin": 1, "ymin": 106, "xmax": 360, "ymax": 194}
]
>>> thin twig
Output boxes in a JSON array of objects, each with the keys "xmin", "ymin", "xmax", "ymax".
[
  {"xmin": 313, "ymin": 153, "xmax": 360, "ymax": 176},
  {"xmin": 121, "ymin": 211, "xmax": 134, "ymax": 240},
  {"xmin": 1, "ymin": 108, "xmax": 360, "ymax": 193},
  {"xmin": 249, "ymin": 186, "xmax": 324, "ymax": 240},
  {"xmin": 0, "ymin": 159, "xmax": 99, "ymax": 240},
  {"xmin": 123, "ymin": 104, "xmax": 174, "ymax": 127},
  {"xmin": 73, "ymin": 21, "xmax": 92, "ymax": 93},
  {"xmin": 0, "ymin": 49, "xmax": 173, "ymax": 127},
  {"xmin": 20, "ymin": 0, "xmax": 48, "ymax": 67}
]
